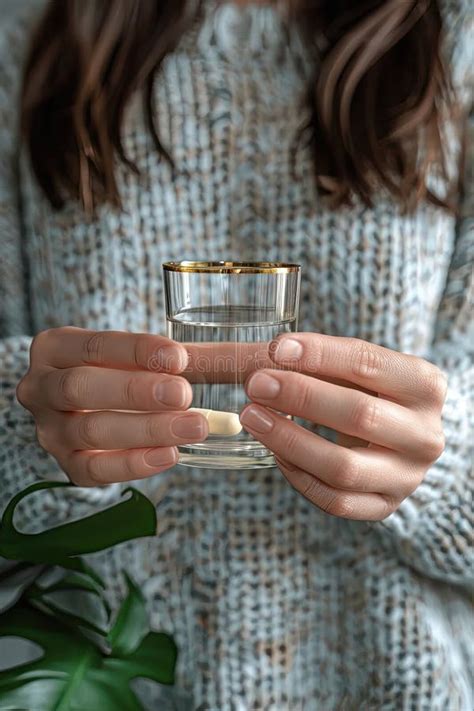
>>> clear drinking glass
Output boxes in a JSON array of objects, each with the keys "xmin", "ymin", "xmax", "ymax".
[{"xmin": 163, "ymin": 261, "xmax": 301, "ymax": 469}]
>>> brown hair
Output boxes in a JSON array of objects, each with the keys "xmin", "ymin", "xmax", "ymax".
[{"xmin": 21, "ymin": 0, "xmax": 453, "ymax": 212}]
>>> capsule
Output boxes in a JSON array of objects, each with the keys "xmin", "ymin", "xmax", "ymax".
[{"xmin": 189, "ymin": 407, "xmax": 243, "ymax": 436}]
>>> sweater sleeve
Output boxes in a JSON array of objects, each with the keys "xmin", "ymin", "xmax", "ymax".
[
  {"xmin": 377, "ymin": 112, "xmax": 473, "ymax": 588},
  {"xmin": 0, "ymin": 9, "xmax": 122, "ymax": 535}
]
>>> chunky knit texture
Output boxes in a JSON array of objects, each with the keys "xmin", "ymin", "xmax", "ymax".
[{"xmin": 1, "ymin": 2, "xmax": 473, "ymax": 709}]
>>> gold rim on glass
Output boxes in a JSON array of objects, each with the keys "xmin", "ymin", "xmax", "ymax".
[{"xmin": 162, "ymin": 261, "xmax": 301, "ymax": 274}]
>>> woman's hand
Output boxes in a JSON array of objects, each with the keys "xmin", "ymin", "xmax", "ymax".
[
  {"xmin": 240, "ymin": 333, "xmax": 447, "ymax": 521},
  {"xmin": 16, "ymin": 327, "xmax": 208, "ymax": 486}
]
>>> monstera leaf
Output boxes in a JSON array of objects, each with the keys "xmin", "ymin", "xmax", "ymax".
[
  {"xmin": 0, "ymin": 481, "xmax": 178, "ymax": 710},
  {"xmin": 0, "ymin": 481, "xmax": 157, "ymax": 568},
  {"xmin": 0, "ymin": 576, "xmax": 177, "ymax": 711}
]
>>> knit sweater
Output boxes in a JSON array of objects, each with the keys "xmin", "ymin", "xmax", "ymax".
[{"xmin": 1, "ymin": 2, "xmax": 473, "ymax": 709}]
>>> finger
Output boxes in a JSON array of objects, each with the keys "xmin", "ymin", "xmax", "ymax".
[
  {"xmin": 183, "ymin": 342, "xmax": 273, "ymax": 384},
  {"xmin": 240, "ymin": 404, "xmax": 420, "ymax": 496},
  {"xmin": 269, "ymin": 333, "xmax": 448, "ymax": 409},
  {"xmin": 275, "ymin": 457, "xmax": 396, "ymax": 521},
  {"xmin": 40, "ymin": 367, "xmax": 192, "ymax": 412},
  {"xmin": 245, "ymin": 369, "xmax": 445, "ymax": 458},
  {"xmin": 32, "ymin": 327, "xmax": 189, "ymax": 373},
  {"xmin": 54, "ymin": 410, "xmax": 208, "ymax": 451},
  {"xmin": 64, "ymin": 446, "xmax": 179, "ymax": 487}
]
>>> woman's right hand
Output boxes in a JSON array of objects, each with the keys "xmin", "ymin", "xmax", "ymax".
[{"xmin": 16, "ymin": 327, "xmax": 209, "ymax": 486}]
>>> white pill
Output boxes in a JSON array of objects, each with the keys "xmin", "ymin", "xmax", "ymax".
[{"xmin": 189, "ymin": 407, "xmax": 243, "ymax": 436}]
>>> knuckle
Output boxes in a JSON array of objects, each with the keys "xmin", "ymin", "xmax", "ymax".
[
  {"xmin": 349, "ymin": 340, "xmax": 384, "ymax": 379},
  {"xmin": 85, "ymin": 452, "xmax": 108, "ymax": 485},
  {"xmin": 293, "ymin": 382, "xmax": 314, "ymax": 413},
  {"xmin": 83, "ymin": 332, "xmax": 106, "ymax": 365},
  {"xmin": 283, "ymin": 427, "xmax": 302, "ymax": 461},
  {"xmin": 421, "ymin": 427, "xmax": 446, "ymax": 460},
  {"xmin": 324, "ymin": 492, "xmax": 355, "ymax": 519},
  {"xmin": 350, "ymin": 396, "xmax": 379, "ymax": 437},
  {"xmin": 406, "ymin": 469, "xmax": 425, "ymax": 496},
  {"xmin": 66, "ymin": 472, "xmax": 81, "ymax": 486},
  {"xmin": 123, "ymin": 374, "xmax": 142, "ymax": 409},
  {"xmin": 78, "ymin": 414, "xmax": 102, "ymax": 450},
  {"xmin": 35, "ymin": 423, "xmax": 53, "ymax": 453},
  {"xmin": 57, "ymin": 459, "xmax": 79, "ymax": 486},
  {"xmin": 120, "ymin": 452, "xmax": 139, "ymax": 481},
  {"xmin": 301, "ymin": 475, "xmax": 323, "ymax": 502},
  {"xmin": 333, "ymin": 451, "xmax": 361, "ymax": 490},
  {"xmin": 144, "ymin": 415, "xmax": 161, "ymax": 443},
  {"xmin": 378, "ymin": 495, "xmax": 398, "ymax": 521},
  {"xmin": 16, "ymin": 376, "xmax": 33, "ymax": 408},
  {"xmin": 58, "ymin": 370, "xmax": 85, "ymax": 408},
  {"xmin": 133, "ymin": 336, "xmax": 149, "ymax": 369},
  {"xmin": 421, "ymin": 362, "xmax": 448, "ymax": 406},
  {"xmin": 305, "ymin": 342, "xmax": 324, "ymax": 373},
  {"xmin": 30, "ymin": 329, "xmax": 54, "ymax": 361}
]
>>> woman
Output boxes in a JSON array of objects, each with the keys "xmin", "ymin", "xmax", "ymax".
[{"xmin": 1, "ymin": 0, "xmax": 472, "ymax": 708}]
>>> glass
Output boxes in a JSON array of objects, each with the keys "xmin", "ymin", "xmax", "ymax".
[{"xmin": 163, "ymin": 261, "xmax": 301, "ymax": 469}]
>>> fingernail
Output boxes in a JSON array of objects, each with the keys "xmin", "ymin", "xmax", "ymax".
[
  {"xmin": 171, "ymin": 413, "xmax": 207, "ymax": 440},
  {"xmin": 153, "ymin": 345, "xmax": 188, "ymax": 372},
  {"xmin": 240, "ymin": 405, "xmax": 274, "ymax": 434},
  {"xmin": 154, "ymin": 379, "xmax": 188, "ymax": 407},
  {"xmin": 273, "ymin": 337, "xmax": 303, "ymax": 363},
  {"xmin": 247, "ymin": 372, "xmax": 281, "ymax": 400},
  {"xmin": 144, "ymin": 448, "xmax": 177, "ymax": 468}
]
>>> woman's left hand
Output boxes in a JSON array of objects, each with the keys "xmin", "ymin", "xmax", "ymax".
[{"xmin": 240, "ymin": 333, "xmax": 447, "ymax": 521}]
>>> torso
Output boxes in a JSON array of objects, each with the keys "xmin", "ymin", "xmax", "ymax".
[
  {"xmin": 22, "ymin": 2, "xmax": 458, "ymax": 356},
  {"xmin": 12, "ymin": 2, "xmax": 471, "ymax": 707}
]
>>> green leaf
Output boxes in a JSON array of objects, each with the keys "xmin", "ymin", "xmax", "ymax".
[
  {"xmin": 0, "ymin": 484, "xmax": 176, "ymax": 709},
  {"xmin": 63, "ymin": 559, "xmax": 106, "ymax": 588},
  {"xmin": 36, "ymin": 571, "xmax": 108, "ymax": 603},
  {"xmin": 27, "ymin": 594, "xmax": 108, "ymax": 637},
  {"xmin": 0, "ymin": 483, "xmax": 157, "ymax": 566},
  {"xmin": 0, "ymin": 603, "xmax": 177, "ymax": 711},
  {"xmin": 0, "ymin": 562, "xmax": 45, "ymax": 614},
  {"xmin": 30, "ymin": 570, "xmax": 111, "ymax": 623},
  {"xmin": 108, "ymin": 574, "xmax": 148, "ymax": 656},
  {"xmin": 24, "ymin": 569, "xmax": 111, "ymax": 638},
  {"xmin": 112, "ymin": 632, "xmax": 177, "ymax": 685}
]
